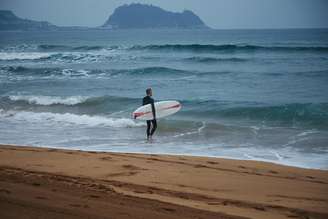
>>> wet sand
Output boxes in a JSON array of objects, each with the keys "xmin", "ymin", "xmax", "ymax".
[{"xmin": 0, "ymin": 144, "xmax": 327, "ymax": 219}]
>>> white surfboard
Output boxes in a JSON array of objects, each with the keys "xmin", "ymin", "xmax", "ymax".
[{"xmin": 133, "ymin": 100, "xmax": 181, "ymax": 120}]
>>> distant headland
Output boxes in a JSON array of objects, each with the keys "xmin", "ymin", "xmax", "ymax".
[
  {"xmin": 0, "ymin": 4, "xmax": 209, "ymax": 31},
  {"xmin": 0, "ymin": 10, "xmax": 56, "ymax": 31}
]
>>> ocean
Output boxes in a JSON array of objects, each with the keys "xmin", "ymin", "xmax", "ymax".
[{"xmin": 0, "ymin": 29, "xmax": 327, "ymax": 169}]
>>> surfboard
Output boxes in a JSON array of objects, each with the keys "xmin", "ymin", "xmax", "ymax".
[{"xmin": 133, "ymin": 100, "xmax": 181, "ymax": 120}]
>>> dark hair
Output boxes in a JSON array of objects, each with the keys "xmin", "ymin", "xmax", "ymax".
[{"xmin": 146, "ymin": 88, "xmax": 152, "ymax": 95}]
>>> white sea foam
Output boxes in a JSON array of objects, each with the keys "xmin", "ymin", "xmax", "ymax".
[
  {"xmin": 0, "ymin": 49, "xmax": 117, "ymax": 63},
  {"xmin": 0, "ymin": 52, "xmax": 52, "ymax": 60},
  {"xmin": 173, "ymin": 122, "xmax": 206, "ymax": 137},
  {"xmin": 296, "ymin": 130, "xmax": 318, "ymax": 137},
  {"xmin": 56, "ymin": 49, "xmax": 118, "ymax": 63},
  {"xmin": 9, "ymin": 95, "xmax": 89, "ymax": 106},
  {"xmin": 0, "ymin": 110, "xmax": 144, "ymax": 128},
  {"xmin": 271, "ymin": 151, "xmax": 284, "ymax": 161},
  {"xmin": 61, "ymin": 69, "xmax": 90, "ymax": 77}
]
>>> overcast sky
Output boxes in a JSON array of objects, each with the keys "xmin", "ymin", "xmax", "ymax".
[{"xmin": 1, "ymin": 0, "xmax": 328, "ymax": 29}]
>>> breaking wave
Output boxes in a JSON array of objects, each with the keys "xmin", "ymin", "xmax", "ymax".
[
  {"xmin": 2, "ymin": 93, "xmax": 327, "ymax": 128},
  {"xmin": 37, "ymin": 44, "xmax": 118, "ymax": 51},
  {"xmin": 131, "ymin": 44, "xmax": 328, "ymax": 53},
  {"xmin": 0, "ymin": 110, "xmax": 144, "ymax": 128},
  {"xmin": 0, "ymin": 52, "xmax": 53, "ymax": 61},
  {"xmin": 182, "ymin": 101, "xmax": 328, "ymax": 128},
  {"xmin": 7, "ymin": 95, "xmax": 89, "ymax": 106},
  {"xmin": 184, "ymin": 56, "xmax": 248, "ymax": 63},
  {"xmin": 1, "ymin": 66, "xmax": 192, "ymax": 79}
]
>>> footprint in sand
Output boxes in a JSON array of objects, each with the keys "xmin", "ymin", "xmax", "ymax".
[
  {"xmin": 269, "ymin": 170, "xmax": 279, "ymax": 174},
  {"xmin": 32, "ymin": 182, "xmax": 41, "ymax": 186},
  {"xmin": 194, "ymin": 164, "xmax": 207, "ymax": 168},
  {"xmin": 162, "ymin": 207, "xmax": 176, "ymax": 212},
  {"xmin": 65, "ymin": 152, "xmax": 74, "ymax": 155},
  {"xmin": 253, "ymin": 206, "xmax": 266, "ymax": 211},
  {"xmin": 107, "ymin": 171, "xmax": 138, "ymax": 177},
  {"xmin": 148, "ymin": 158, "xmax": 160, "ymax": 162},
  {"xmin": 306, "ymin": 176, "xmax": 315, "ymax": 179},
  {"xmin": 134, "ymin": 190, "xmax": 147, "ymax": 194},
  {"xmin": 207, "ymin": 161, "xmax": 219, "ymax": 165},
  {"xmin": 122, "ymin": 164, "xmax": 147, "ymax": 171},
  {"xmin": 100, "ymin": 156, "xmax": 112, "ymax": 161},
  {"xmin": 207, "ymin": 202, "xmax": 221, "ymax": 205},
  {"xmin": 35, "ymin": 196, "xmax": 48, "ymax": 200},
  {"xmin": 0, "ymin": 188, "xmax": 11, "ymax": 194}
]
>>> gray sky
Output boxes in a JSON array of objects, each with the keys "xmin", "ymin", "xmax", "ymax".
[{"xmin": 1, "ymin": 0, "xmax": 328, "ymax": 29}]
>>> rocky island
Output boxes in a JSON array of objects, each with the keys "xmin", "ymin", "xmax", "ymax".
[{"xmin": 102, "ymin": 3, "xmax": 209, "ymax": 29}]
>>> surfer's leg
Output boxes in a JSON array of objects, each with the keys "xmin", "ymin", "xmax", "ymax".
[
  {"xmin": 146, "ymin": 120, "xmax": 151, "ymax": 139},
  {"xmin": 150, "ymin": 119, "xmax": 157, "ymax": 136}
]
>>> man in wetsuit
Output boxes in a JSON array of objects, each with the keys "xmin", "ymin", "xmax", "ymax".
[{"xmin": 143, "ymin": 88, "xmax": 157, "ymax": 141}]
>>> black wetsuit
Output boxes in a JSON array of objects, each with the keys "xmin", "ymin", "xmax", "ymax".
[{"xmin": 142, "ymin": 95, "xmax": 157, "ymax": 138}]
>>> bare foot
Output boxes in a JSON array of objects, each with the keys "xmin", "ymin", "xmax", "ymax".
[{"xmin": 146, "ymin": 136, "xmax": 155, "ymax": 143}]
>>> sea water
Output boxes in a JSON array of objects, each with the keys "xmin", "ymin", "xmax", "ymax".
[{"xmin": 0, "ymin": 29, "xmax": 327, "ymax": 169}]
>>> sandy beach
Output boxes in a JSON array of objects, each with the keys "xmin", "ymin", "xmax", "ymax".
[{"xmin": 0, "ymin": 144, "xmax": 327, "ymax": 219}]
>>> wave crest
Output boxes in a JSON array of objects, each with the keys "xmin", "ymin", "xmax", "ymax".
[
  {"xmin": 8, "ymin": 95, "xmax": 89, "ymax": 106},
  {"xmin": 38, "ymin": 44, "xmax": 118, "ymax": 51},
  {"xmin": 131, "ymin": 44, "xmax": 328, "ymax": 53},
  {"xmin": 2, "ymin": 95, "xmax": 140, "ymax": 107},
  {"xmin": 0, "ymin": 110, "xmax": 144, "ymax": 128},
  {"xmin": 0, "ymin": 52, "xmax": 53, "ymax": 61},
  {"xmin": 183, "ymin": 102, "xmax": 328, "ymax": 128},
  {"xmin": 2, "ymin": 66, "xmax": 191, "ymax": 79},
  {"xmin": 184, "ymin": 56, "xmax": 248, "ymax": 63}
]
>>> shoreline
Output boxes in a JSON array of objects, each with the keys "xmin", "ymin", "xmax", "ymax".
[
  {"xmin": 1, "ymin": 144, "xmax": 327, "ymax": 219},
  {"xmin": 2, "ymin": 143, "xmax": 326, "ymax": 171}
]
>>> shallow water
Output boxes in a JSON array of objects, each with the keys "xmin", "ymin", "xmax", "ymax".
[{"xmin": 0, "ymin": 29, "xmax": 328, "ymax": 169}]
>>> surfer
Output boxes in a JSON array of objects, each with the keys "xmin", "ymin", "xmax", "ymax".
[{"xmin": 143, "ymin": 88, "xmax": 157, "ymax": 141}]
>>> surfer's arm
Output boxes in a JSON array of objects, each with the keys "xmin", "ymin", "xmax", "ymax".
[{"xmin": 151, "ymin": 101, "xmax": 156, "ymax": 119}]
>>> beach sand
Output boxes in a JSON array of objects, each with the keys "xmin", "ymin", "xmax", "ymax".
[{"xmin": 0, "ymin": 144, "xmax": 327, "ymax": 219}]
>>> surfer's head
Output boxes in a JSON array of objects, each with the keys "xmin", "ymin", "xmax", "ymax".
[{"xmin": 146, "ymin": 88, "xmax": 152, "ymax": 96}]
